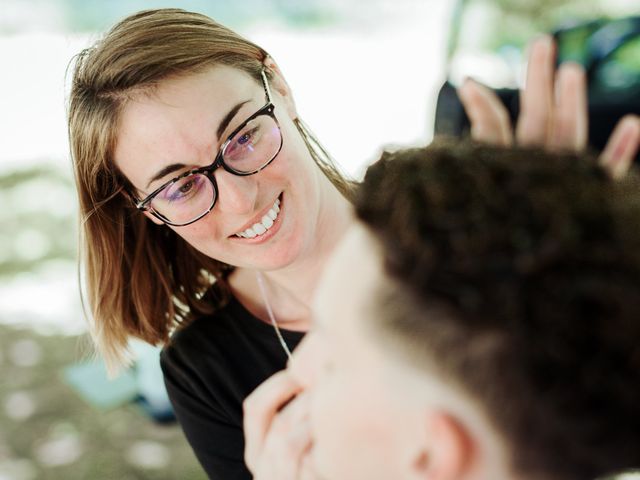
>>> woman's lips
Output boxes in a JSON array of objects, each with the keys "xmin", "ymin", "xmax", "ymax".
[{"xmin": 230, "ymin": 193, "xmax": 284, "ymax": 244}]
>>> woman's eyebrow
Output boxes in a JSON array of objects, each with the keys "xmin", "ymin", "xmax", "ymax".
[
  {"xmin": 216, "ymin": 99, "xmax": 251, "ymax": 140},
  {"xmin": 146, "ymin": 162, "xmax": 188, "ymax": 190},
  {"xmin": 145, "ymin": 99, "xmax": 252, "ymax": 189}
]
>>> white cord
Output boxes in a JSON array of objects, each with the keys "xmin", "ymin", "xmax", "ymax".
[{"xmin": 256, "ymin": 271, "xmax": 293, "ymax": 360}]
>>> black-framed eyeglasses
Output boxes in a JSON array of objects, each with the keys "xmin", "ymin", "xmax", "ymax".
[{"xmin": 133, "ymin": 69, "xmax": 283, "ymax": 227}]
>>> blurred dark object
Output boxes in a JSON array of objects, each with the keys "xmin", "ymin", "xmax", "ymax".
[{"xmin": 435, "ymin": 15, "xmax": 640, "ymax": 162}]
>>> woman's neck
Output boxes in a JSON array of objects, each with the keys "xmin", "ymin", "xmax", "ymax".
[{"xmin": 230, "ymin": 183, "xmax": 354, "ymax": 331}]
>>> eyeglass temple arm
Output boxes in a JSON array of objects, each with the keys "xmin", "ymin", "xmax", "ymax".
[{"xmin": 261, "ymin": 69, "xmax": 274, "ymax": 103}]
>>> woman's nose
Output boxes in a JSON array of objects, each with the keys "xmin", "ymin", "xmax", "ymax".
[{"xmin": 214, "ymin": 170, "xmax": 258, "ymax": 215}]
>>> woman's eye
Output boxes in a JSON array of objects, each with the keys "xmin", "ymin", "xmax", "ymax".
[
  {"xmin": 162, "ymin": 175, "xmax": 204, "ymax": 202},
  {"xmin": 237, "ymin": 131, "xmax": 253, "ymax": 145},
  {"xmin": 225, "ymin": 125, "xmax": 262, "ymax": 160},
  {"xmin": 236, "ymin": 126, "xmax": 259, "ymax": 146},
  {"xmin": 178, "ymin": 180, "xmax": 194, "ymax": 193},
  {"xmin": 172, "ymin": 180, "xmax": 194, "ymax": 198}
]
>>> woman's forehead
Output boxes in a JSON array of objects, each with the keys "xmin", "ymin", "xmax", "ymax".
[
  {"xmin": 113, "ymin": 65, "xmax": 260, "ymax": 189},
  {"xmin": 144, "ymin": 65, "xmax": 258, "ymax": 106}
]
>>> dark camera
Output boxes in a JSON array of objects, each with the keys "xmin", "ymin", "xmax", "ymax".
[{"xmin": 434, "ymin": 16, "xmax": 640, "ymax": 162}]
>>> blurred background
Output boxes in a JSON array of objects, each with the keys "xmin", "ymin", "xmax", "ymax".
[{"xmin": 0, "ymin": 1, "xmax": 638, "ymax": 479}]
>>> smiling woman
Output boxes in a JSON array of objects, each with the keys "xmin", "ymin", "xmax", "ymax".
[
  {"xmin": 67, "ymin": 6, "xmax": 640, "ymax": 480},
  {"xmin": 68, "ymin": 8, "xmax": 354, "ymax": 479},
  {"xmin": 127, "ymin": 69, "xmax": 283, "ymax": 227}
]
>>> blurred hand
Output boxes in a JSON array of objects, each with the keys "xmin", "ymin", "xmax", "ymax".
[
  {"xmin": 243, "ymin": 370, "xmax": 319, "ymax": 480},
  {"xmin": 458, "ymin": 35, "xmax": 640, "ymax": 179}
]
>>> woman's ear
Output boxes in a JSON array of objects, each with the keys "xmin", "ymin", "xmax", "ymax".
[
  {"xmin": 410, "ymin": 411, "xmax": 475, "ymax": 480},
  {"xmin": 123, "ymin": 188, "xmax": 165, "ymax": 226},
  {"xmin": 143, "ymin": 211, "xmax": 164, "ymax": 226},
  {"xmin": 263, "ymin": 57, "xmax": 298, "ymax": 120}
]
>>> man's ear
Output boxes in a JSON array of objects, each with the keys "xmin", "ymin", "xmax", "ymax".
[
  {"xmin": 263, "ymin": 57, "xmax": 298, "ymax": 120},
  {"xmin": 410, "ymin": 411, "xmax": 475, "ymax": 480}
]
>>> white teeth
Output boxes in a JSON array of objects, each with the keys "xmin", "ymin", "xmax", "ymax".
[
  {"xmin": 235, "ymin": 197, "xmax": 281, "ymax": 239},
  {"xmin": 262, "ymin": 215, "xmax": 274, "ymax": 229}
]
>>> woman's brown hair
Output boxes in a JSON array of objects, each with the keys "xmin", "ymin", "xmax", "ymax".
[{"xmin": 68, "ymin": 8, "xmax": 354, "ymax": 372}]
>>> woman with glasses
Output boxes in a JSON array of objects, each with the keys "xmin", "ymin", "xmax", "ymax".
[
  {"xmin": 68, "ymin": 8, "xmax": 640, "ymax": 480},
  {"xmin": 70, "ymin": 10, "xmax": 353, "ymax": 480}
]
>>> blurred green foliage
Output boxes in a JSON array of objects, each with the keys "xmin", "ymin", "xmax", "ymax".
[
  {"xmin": 0, "ymin": 166, "xmax": 77, "ymax": 277},
  {"xmin": 452, "ymin": 0, "xmax": 638, "ymax": 54},
  {"xmin": 60, "ymin": 0, "xmax": 339, "ymax": 31}
]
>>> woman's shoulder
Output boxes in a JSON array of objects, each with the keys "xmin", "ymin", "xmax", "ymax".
[
  {"xmin": 159, "ymin": 300, "xmax": 244, "ymax": 402},
  {"xmin": 159, "ymin": 284, "xmax": 286, "ymax": 412},
  {"xmin": 160, "ymin": 282, "xmax": 271, "ymax": 369},
  {"xmin": 162, "ymin": 289, "xmax": 241, "ymax": 360},
  {"xmin": 160, "ymin": 280, "xmax": 305, "ymax": 383}
]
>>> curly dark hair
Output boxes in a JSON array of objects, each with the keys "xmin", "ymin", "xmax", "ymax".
[{"xmin": 355, "ymin": 139, "xmax": 640, "ymax": 480}]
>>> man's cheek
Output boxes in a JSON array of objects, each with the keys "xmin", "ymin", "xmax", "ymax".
[
  {"xmin": 309, "ymin": 385, "xmax": 352, "ymax": 479},
  {"xmin": 309, "ymin": 377, "xmax": 352, "ymax": 444}
]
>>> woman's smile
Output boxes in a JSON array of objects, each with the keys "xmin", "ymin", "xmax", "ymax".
[{"xmin": 230, "ymin": 192, "xmax": 285, "ymax": 244}]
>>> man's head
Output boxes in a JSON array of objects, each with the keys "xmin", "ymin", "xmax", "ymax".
[{"xmin": 291, "ymin": 140, "xmax": 640, "ymax": 480}]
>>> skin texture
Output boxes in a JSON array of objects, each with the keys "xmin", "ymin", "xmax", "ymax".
[
  {"xmin": 249, "ymin": 225, "xmax": 510, "ymax": 480},
  {"xmin": 289, "ymin": 225, "xmax": 436, "ymax": 480},
  {"xmin": 116, "ymin": 65, "xmax": 327, "ymax": 271},
  {"xmin": 244, "ymin": 226, "xmax": 424, "ymax": 480},
  {"xmin": 114, "ymin": 64, "xmax": 354, "ymax": 329}
]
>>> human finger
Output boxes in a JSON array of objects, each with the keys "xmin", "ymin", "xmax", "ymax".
[
  {"xmin": 298, "ymin": 446, "xmax": 320, "ymax": 480},
  {"xmin": 599, "ymin": 115, "xmax": 640, "ymax": 179},
  {"xmin": 272, "ymin": 391, "xmax": 311, "ymax": 430},
  {"xmin": 516, "ymin": 35, "xmax": 555, "ymax": 146},
  {"xmin": 244, "ymin": 370, "xmax": 305, "ymax": 472},
  {"xmin": 458, "ymin": 78, "xmax": 513, "ymax": 146},
  {"xmin": 549, "ymin": 62, "xmax": 588, "ymax": 150},
  {"xmin": 256, "ymin": 402, "xmax": 312, "ymax": 480},
  {"xmin": 271, "ymin": 416, "xmax": 312, "ymax": 479}
]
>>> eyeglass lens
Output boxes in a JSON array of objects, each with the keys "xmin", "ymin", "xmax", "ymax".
[
  {"xmin": 222, "ymin": 114, "xmax": 282, "ymax": 173},
  {"xmin": 150, "ymin": 114, "xmax": 281, "ymax": 225}
]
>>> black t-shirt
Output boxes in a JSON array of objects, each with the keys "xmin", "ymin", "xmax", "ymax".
[{"xmin": 160, "ymin": 292, "xmax": 306, "ymax": 480}]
